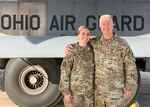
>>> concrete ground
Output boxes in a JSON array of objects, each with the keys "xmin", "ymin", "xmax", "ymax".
[
  {"xmin": 0, "ymin": 92, "xmax": 17, "ymax": 107},
  {"xmin": 0, "ymin": 91, "xmax": 64, "ymax": 107}
]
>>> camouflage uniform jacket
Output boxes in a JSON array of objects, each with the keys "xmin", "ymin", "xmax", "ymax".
[
  {"xmin": 89, "ymin": 33, "xmax": 138, "ymax": 94},
  {"xmin": 59, "ymin": 43, "xmax": 95, "ymax": 96}
]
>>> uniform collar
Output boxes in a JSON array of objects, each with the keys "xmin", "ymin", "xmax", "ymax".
[
  {"xmin": 76, "ymin": 42, "xmax": 91, "ymax": 51},
  {"xmin": 100, "ymin": 33, "xmax": 118, "ymax": 43}
]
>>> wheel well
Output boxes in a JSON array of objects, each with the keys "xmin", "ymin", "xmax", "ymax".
[
  {"xmin": 0, "ymin": 58, "xmax": 9, "ymax": 69},
  {"xmin": 54, "ymin": 58, "xmax": 63, "ymax": 66},
  {"xmin": 135, "ymin": 58, "xmax": 146, "ymax": 71}
]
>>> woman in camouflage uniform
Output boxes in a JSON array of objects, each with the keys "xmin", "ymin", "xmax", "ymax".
[{"xmin": 59, "ymin": 26, "xmax": 95, "ymax": 107}]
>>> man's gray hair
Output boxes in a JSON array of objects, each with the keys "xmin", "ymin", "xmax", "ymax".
[{"xmin": 99, "ymin": 14, "xmax": 112, "ymax": 25}]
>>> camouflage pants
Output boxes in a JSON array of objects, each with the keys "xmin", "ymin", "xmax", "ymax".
[
  {"xmin": 94, "ymin": 90, "xmax": 125, "ymax": 107},
  {"xmin": 63, "ymin": 93, "xmax": 94, "ymax": 107}
]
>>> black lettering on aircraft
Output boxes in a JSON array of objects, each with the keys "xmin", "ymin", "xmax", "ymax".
[
  {"xmin": 1, "ymin": 14, "xmax": 40, "ymax": 30},
  {"xmin": 113, "ymin": 15, "xmax": 120, "ymax": 31},
  {"xmin": 65, "ymin": 15, "xmax": 76, "ymax": 30},
  {"xmin": 49, "ymin": 15, "xmax": 59, "ymax": 30},
  {"xmin": 1, "ymin": 15, "xmax": 11, "ymax": 29},
  {"xmin": 86, "ymin": 15, "xmax": 96, "ymax": 30},
  {"xmin": 114, "ymin": 15, "xmax": 144, "ymax": 31},
  {"xmin": 86, "ymin": 15, "xmax": 144, "ymax": 31},
  {"xmin": 49, "ymin": 15, "xmax": 76, "ymax": 31},
  {"xmin": 134, "ymin": 15, "xmax": 144, "ymax": 31},
  {"xmin": 13, "ymin": 15, "xmax": 24, "ymax": 30},
  {"xmin": 30, "ymin": 15, "xmax": 40, "ymax": 30},
  {"xmin": 121, "ymin": 15, "xmax": 132, "ymax": 31}
]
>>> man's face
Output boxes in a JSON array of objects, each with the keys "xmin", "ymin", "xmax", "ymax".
[{"xmin": 99, "ymin": 17, "xmax": 114, "ymax": 34}]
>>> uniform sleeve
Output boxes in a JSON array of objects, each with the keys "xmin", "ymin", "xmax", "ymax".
[
  {"xmin": 89, "ymin": 36, "xmax": 99, "ymax": 46},
  {"xmin": 59, "ymin": 55, "xmax": 74, "ymax": 96},
  {"xmin": 123, "ymin": 44, "xmax": 138, "ymax": 91}
]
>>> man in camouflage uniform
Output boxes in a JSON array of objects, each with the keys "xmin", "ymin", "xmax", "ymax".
[
  {"xmin": 66, "ymin": 15, "xmax": 138, "ymax": 107},
  {"xmin": 90, "ymin": 15, "xmax": 137, "ymax": 107},
  {"xmin": 59, "ymin": 26, "xmax": 95, "ymax": 107}
]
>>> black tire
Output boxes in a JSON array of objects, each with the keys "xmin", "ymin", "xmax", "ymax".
[{"xmin": 4, "ymin": 58, "xmax": 63, "ymax": 107}]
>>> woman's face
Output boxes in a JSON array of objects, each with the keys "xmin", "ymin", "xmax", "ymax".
[{"xmin": 78, "ymin": 28, "xmax": 90, "ymax": 43}]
